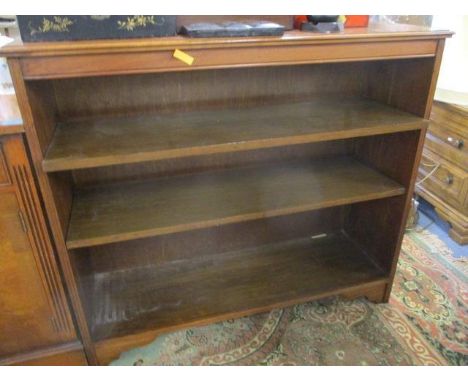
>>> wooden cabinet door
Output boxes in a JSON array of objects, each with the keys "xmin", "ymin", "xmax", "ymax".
[
  {"xmin": 0, "ymin": 135, "xmax": 76, "ymax": 358},
  {"xmin": 0, "ymin": 191, "xmax": 59, "ymax": 355}
]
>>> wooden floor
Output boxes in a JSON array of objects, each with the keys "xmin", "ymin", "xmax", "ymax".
[
  {"xmin": 83, "ymin": 232, "xmax": 386, "ymax": 342},
  {"xmin": 43, "ymin": 98, "xmax": 424, "ymax": 172},
  {"xmin": 66, "ymin": 157, "xmax": 405, "ymax": 249}
]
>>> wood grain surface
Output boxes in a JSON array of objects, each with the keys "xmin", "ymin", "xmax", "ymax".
[
  {"xmin": 67, "ymin": 157, "xmax": 405, "ymax": 249},
  {"xmin": 44, "ymin": 98, "xmax": 424, "ymax": 172},
  {"xmin": 82, "ymin": 232, "xmax": 386, "ymax": 341}
]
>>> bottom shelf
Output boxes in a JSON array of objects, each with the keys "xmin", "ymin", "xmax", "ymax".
[{"xmin": 83, "ymin": 231, "xmax": 386, "ymax": 342}]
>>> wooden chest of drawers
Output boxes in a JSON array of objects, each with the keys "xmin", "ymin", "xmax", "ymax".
[
  {"xmin": 416, "ymin": 101, "xmax": 468, "ymax": 244},
  {"xmin": 0, "ymin": 94, "xmax": 87, "ymax": 365}
]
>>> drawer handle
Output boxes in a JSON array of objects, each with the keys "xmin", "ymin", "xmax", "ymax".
[
  {"xmin": 445, "ymin": 174, "xmax": 454, "ymax": 185},
  {"xmin": 446, "ymin": 136, "xmax": 464, "ymax": 149}
]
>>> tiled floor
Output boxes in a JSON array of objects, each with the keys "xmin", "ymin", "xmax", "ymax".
[{"xmin": 417, "ymin": 198, "xmax": 467, "ymax": 259}]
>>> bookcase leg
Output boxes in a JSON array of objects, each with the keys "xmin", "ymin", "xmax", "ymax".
[{"xmin": 341, "ymin": 283, "xmax": 387, "ymax": 304}]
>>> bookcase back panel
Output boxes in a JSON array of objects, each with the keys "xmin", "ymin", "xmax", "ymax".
[
  {"xmin": 346, "ymin": 195, "xmax": 408, "ymax": 272},
  {"xmin": 353, "ymin": 129, "xmax": 423, "ymax": 187},
  {"xmin": 47, "ymin": 57, "xmax": 436, "ymax": 124},
  {"xmin": 71, "ymin": 140, "xmax": 352, "ymax": 187},
  {"xmin": 51, "ymin": 62, "xmax": 370, "ymax": 120},
  {"xmin": 74, "ymin": 207, "xmax": 346, "ymax": 275}
]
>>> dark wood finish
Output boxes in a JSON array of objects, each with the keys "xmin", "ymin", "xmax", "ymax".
[
  {"xmin": 49, "ymin": 63, "xmax": 371, "ymax": 119},
  {"xmin": 84, "ymin": 208, "xmax": 390, "ymax": 364},
  {"xmin": 0, "ymin": 134, "xmax": 76, "ymax": 360},
  {"xmin": 95, "ymin": 279, "xmax": 389, "ymax": 365},
  {"xmin": 76, "ymin": 206, "xmax": 351, "ymax": 363},
  {"xmin": 67, "ymin": 157, "xmax": 405, "ymax": 249},
  {"xmin": 347, "ymin": 128, "xmax": 428, "ymax": 299},
  {"xmin": 83, "ymin": 232, "xmax": 386, "ymax": 342},
  {"xmin": 43, "ymin": 98, "xmax": 424, "ymax": 172},
  {"xmin": 71, "ymin": 140, "xmax": 352, "ymax": 187},
  {"xmin": 78, "ymin": 208, "xmax": 346, "ymax": 274},
  {"xmin": 2, "ymin": 27, "xmax": 451, "ymax": 364}
]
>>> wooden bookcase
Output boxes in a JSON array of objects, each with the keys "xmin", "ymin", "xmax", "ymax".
[{"xmin": 2, "ymin": 25, "xmax": 452, "ymax": 365}]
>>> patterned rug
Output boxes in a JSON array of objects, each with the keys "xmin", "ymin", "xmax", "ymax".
[{"xmin": 111, "ymin": 229, "xmax": 468, "ymax": 366}]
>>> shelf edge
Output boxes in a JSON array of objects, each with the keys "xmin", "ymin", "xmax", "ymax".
[
  {"xmin": 43, "ymin": 121, "xmax": 425, "ymax": 173},
  {"xmin": 66, "ymin": 187, "xmax": 405, "ymax": 249}
]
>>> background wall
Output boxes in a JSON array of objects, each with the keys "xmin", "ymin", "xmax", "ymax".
[{"xmin": 433, "ymin": 15, "xmax": 468, "ymax": 105}]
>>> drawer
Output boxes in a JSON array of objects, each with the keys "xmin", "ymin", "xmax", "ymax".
[
  {"xmin": 418, "ymin": 150, "xmax": 467, "ymax": 211},
  {"xmin": 425, "ymin": 122, "xmax": 467, "ymax": 166}
]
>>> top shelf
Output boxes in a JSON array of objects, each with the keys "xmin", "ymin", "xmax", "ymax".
[
  {"xmin": 0, "ymin": 27, "xmax": 453, "ymax": 58},
  {"xmin": 43, "ymin": 98, "xmax": 426, "ymax": 172},
  {"xmin": 2, "ymin": 27, "xmax": 452, "ymax": 79}
]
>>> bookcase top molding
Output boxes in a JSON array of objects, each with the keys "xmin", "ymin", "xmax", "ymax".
[{"xmin": 1, "ymin": 25, "xmax": 453, "ymax": 58}]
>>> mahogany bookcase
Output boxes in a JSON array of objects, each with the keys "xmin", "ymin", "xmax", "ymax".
[{"xmin": 2, "ymin": 24, "xmax": 452, "ymax": 365}]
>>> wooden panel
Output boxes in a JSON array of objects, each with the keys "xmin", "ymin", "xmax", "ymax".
[
  {"xmin": 0, "ymin": 143, "xmax": 11, "ymax": 186},
  {"xmin": 345, "ymin": 196, "xmax": 407, "ymax": 272},
  {"xmin": 51, "ymin": 63, "xmax": 369, "ymax": 119},
  {"xmin": 71, "ymin": 140, "xmax": 352, "ymax": 187},
  {"xmin": 74, "ymin": 206, "xmax": 347, "ymax": 360},
  {"xmin": 67, "ymin": 157, "xmax": 405, "ymax": 249},
  {"xmin": 79, "ymin": 208, "xmax": 346, "ymax": 274},
  {"xmin": 425, "ymin": 101, "xmax": 468, "ymax": 166},
  {"xmin": 424, "ymin": 129, "xmax": 467, "ymax": 166},
  {"xmin": 0, "ymin": 27, "xmax": 452, "ymax": 59},
  {"xmin": 353, "ymin": 130, "xmax": 423, "ymax": 187},
  {"xmin": 417, "ymin": 185, "xmax": 468, "ymax": 245},
  {"xmin": 418, "ymin": 150, "xmax": 467, "ymax": 213},
  {"xmin": 416, "ymin": 100, "xmax": 468, "ymax": 245},
  {"xmin": 7, "ymin": 59, "xmax": 97, "ymax": 364},
  {"xmin": 0, "ymin": 192, "xmax": 65, "ymax": 356},
  {"xmin": 348, "ymin": 130, "xmax": 425, "ymax": 271},
  {"xmin": 44, "ymin": 98, "xmax": 425, "ymax": 172},
  {"xmin": 0, "ymin": 135, "xmax": 76, "ymax": 360},
  {"xmin": 1, "ymin": 342, "xmax": 87, "ymax": 366},
  {"xmin": 0, "ymin": 94, "xmax": 23, "ymax": 136},
  {"xmin": 2, "ymin": 135, "xmax": 75, "ymax": 336},
  {"xmin": 19, "ymin": 39, "xmax": 438, "ymax": 79},
  {"xmin": 82, "ymin": 232, "xmax": 386, "ymax": 342},
  {"xmin": 365, "ymin": 55, "xmax": 443, "ymax": 118},
  {"xmin": 430, "ymin": 101, "xmax": 468, "ymax": 138},
  {"xmin": 95, "ymin": 278, "xmax": 388, "ymax": 365},
  {"xmin": 349, "ymin": 128, "xmax": 427, "ymax": 300}
]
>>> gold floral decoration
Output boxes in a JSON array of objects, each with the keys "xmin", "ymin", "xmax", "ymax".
[
  {"xmin": 117, "ymin": 15, "xmax": 157, "ymax": 31},
  {"xmin": 35, "ymin": 16, "xmax": 74, "ymax": 33}
]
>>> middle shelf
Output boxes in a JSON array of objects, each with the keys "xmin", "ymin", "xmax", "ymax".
[{"xmin": 66, "ymin": 156, "xmax": 405, "ymax": 249}]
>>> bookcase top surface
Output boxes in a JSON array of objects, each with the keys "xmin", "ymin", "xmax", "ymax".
[
  {"xmin": 0, "ymin": 23, "xmax": 453, "ymax": 58},
  {"xmin": 0, "ymin": 94, "xmax": 23, "ymax": 136}
]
